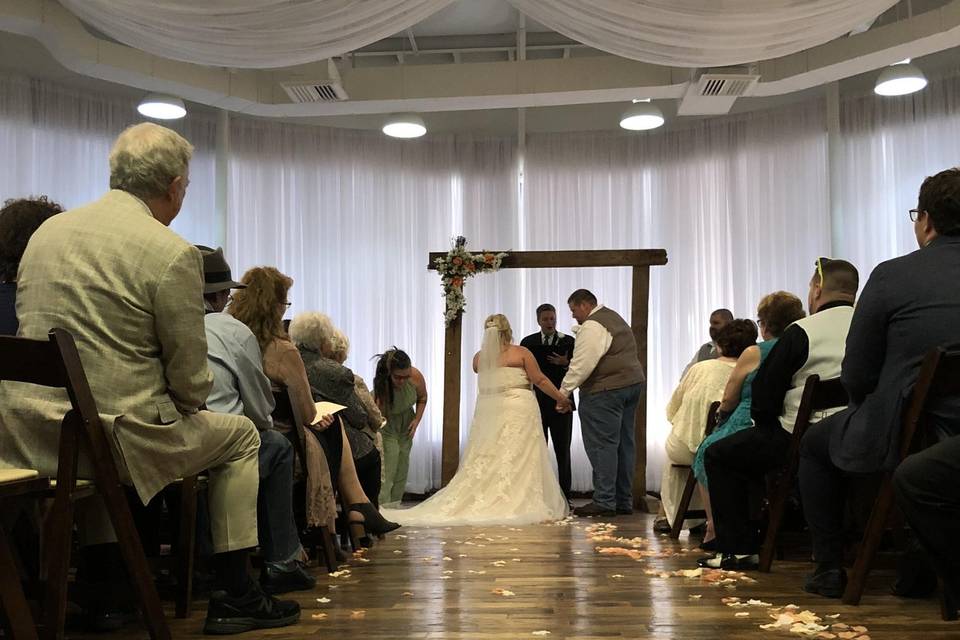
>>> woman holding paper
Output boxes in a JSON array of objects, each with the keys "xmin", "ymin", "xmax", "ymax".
[
  {"xmin": 289, "ymin": 311, "xmax": 383, "ymax": 507},
  {"xmin": 230, "ymin": 267, "xmax": 399, "ymax": 540}
]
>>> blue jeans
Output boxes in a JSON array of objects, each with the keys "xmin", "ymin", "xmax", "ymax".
[
  {"xmin": 257, "ymin": 429, "xmax": 302, "ymax": 562},
  {"xmin": 578, "ymin": 383, "xmax": 643, "ymax": 510}
]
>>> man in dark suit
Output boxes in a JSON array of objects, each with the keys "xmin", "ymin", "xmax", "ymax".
[
  {"xmin": 521, "ymin": 303, "xmax": 576, "ymax": 501},
  {"xmin": 799, "ymin": 167, "xmax": 960, "ymax": 598}
]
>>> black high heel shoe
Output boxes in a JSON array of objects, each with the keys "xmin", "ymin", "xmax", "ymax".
[{"xmin": 348, "ymin": 502, "xmax": 401, "ymax": 536}]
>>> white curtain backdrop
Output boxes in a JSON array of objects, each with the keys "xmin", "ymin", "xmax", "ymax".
[
  {"xmin": 0, "ymin": 74, "xmax": 220, "ymax": 246},
  {"xmin": 59, "ymin": 0, "xmax": 894, "ymax": 69},
  {"xmin": 7, "ymin": 68, "xmax": 960, "ymax": 494},
  {"xmin": 834, "ymin": 71, "xmax": 960, "ymax": 276},
  {"xmin": 226, "ymin": 118, "xmax": 516, "ymax": 492},
  {"xmin": 520, "ymin": 100, "xmax": 830, "ymax": 490}
]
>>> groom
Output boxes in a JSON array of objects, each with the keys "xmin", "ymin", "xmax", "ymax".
[{"xmin": 559, "ymin": 289, "xmax": 645, "ymax": 517}]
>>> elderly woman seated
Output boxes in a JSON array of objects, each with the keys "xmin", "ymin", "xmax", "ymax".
[
  {"xmin": 655, "ymin": 320, "xmax": 758, "ymax": 537},
  {"xmin": 288, "ymin": 312, "xmax": 383, "ymax": 506}
]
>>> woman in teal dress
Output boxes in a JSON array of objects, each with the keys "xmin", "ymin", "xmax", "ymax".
[{"xmin": 692, "ymin": 291, "xmax": 806, "ymax": 547}]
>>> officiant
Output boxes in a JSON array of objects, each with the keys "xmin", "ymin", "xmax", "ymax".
[{"xmin": 521, "ymin": 303, "xmax": 576, "ymax": 501}]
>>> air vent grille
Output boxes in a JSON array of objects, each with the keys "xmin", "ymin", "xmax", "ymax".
[
  {"xmin": 281, "ymin": 82, "xmax": 348, "ymax": 103},
  {"xmin": 696, "ymin": 74, "xmax": 758, "ymax": 98}
]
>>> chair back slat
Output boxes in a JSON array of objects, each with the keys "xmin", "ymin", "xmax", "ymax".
[
  {"xmin": 899, "ymin": 347, "xmax": 960, "ymax": 459},
  {"xmin": 0, "ymin": 332, "xmax": 70, "ymax": 388},
  {"xmin": 704, "ymin": 401, "xmax": 720, "ymax": 438},
  {"xmin": 272, "ymin": 385, "xmax": 309, "ymax": 477}
]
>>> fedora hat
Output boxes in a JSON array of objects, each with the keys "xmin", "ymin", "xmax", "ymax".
[{"xmin": 196, "ymin": 245, "xmax": 245, "ymax": 294}]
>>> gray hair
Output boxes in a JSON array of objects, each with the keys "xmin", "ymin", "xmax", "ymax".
[
  {"xmin": 109, "ymin": 123, "xmax": 193, "ymax": 201},
  {"xmin": 331, "ymin": 328, "xmax": 350, "ymax": 360},
  {"xmin": 288, "ymin": 311, "xmax": 336, "ymax": 355}
]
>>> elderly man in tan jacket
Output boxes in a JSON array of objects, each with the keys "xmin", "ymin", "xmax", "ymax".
[{"xmin": 0, "ymin": 123, "xmax": 298, "ymax": 634}]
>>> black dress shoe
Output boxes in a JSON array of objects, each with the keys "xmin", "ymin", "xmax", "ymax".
[
  {"xmin": 86, "ymin": 605, "xmax": 138, "ymax": 632},
  {"xmin": 260, "ymin": 560, "xmax": 317, "ymax": 595},
  {"xmin": 204, "ymin": 581, "xmax": 300, "ymax": 635},
  {"xmin": 698, "ymin": 538, "xmax": 718, "ymax": 552},
  {"xmin": 573, "ymin": 502, "xmax": 616, "ymax": 518},
  {"xmin": 652, "ymin": 518, "xmax": 672, "ymax": 534},
  {"xmin": 696, "ymin": 553, "xmax": 758, "ymax": 570},
  {"xmin": 803, "ymin": 568, "xmax": 847, "ymax": 599},
  {"xmin": 616, "ymin": 507, "xmax": 634, "ymax": 515}
]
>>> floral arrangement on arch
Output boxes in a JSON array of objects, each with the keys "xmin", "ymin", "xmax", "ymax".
[{"xmin": 434, "ymin": 236, "xmax": 508, "ymax": 326}]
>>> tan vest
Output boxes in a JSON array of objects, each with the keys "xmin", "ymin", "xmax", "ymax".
[{"xmin": 581, "ymin": 306, "xmax": 646, "ymax": 394}]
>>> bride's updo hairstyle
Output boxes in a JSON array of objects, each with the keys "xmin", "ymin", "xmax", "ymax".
[{"xmin": 484, "ymin": 314, "xmax": 513, "ymax": 346}]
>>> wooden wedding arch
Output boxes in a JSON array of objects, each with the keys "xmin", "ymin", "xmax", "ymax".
[{"xmin": 427, "ymin": 249, "xmax": 668, "ymax": 510}]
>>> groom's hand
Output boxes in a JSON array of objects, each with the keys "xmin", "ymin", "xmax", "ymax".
[
  {"xmin": 555, "ymin": 398, "xmax": 572, "ymax": 414},
  {"xmin": 546, "ymin": 352, "xmax": 569, "ymax": 367}
]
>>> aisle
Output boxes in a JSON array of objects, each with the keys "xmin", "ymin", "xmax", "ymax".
[{"xmin": 112, "ymin": 512, "xmax": 955, "ymax": 639}]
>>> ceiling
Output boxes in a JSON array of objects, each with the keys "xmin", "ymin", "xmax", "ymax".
[{"xmin": 1, "ymin": 0, "xmax": 958, "ymax": 136}]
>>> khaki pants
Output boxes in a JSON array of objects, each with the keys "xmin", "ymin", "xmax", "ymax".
[
  {"xmin": 82, "ymin": 411, "xmax": 261, "ymax": 554},
  {"xmin": 660, "ymin": 431, "xmax": 704, "ymax": 529}
]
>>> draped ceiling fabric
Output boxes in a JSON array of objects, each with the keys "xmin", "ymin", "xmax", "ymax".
[
  {"xmin": 58, "ymin": 0, "xmax": 456, "ymax": 69},
  {"xmin": 60, "ymin": 0, "xmax": 897, "ymax": 69}
]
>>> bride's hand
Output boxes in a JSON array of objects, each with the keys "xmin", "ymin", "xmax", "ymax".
[{"xmin": 555, "ymin": 397, "xmax": 572, "ymax": 414}]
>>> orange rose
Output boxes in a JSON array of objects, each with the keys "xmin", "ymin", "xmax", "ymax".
[
  {"xmin": 452, "ymin": 257, "xmax": 463, "ymax": 266},
  {"xmin": 452, "ymin": 277, "xmax": 464, "ymax": 288},
  {"xmin": 466, "ymin": 262, "xmax": 476, "ymax": 272},
  {"xmin": 484, "ymin": 253, "xmax": 495, "ymax": 264}
]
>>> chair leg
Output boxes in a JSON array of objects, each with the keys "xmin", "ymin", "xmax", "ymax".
[
  {"xmin": 39, "ymin": 491, "xmax": 75, "ymax": 640},
  {"xmin": 0, "ymin": 525, "xmax": 39, "ymax": 640},
  {"xmin": 318, "ymin": 526, "xmax": 338, "ymax": 573},
  {"xmin": 759, "ymin": 469, "xmax": 794, "ymax": 573},
  {"xmin": 175, "ymin": 476, "xmax": 198, "ymax": 619},
  {"xmin": 843, "ymin": 477, "xmax": 896, "ymax": 606},
  {"xmin": 670, "ymin": 470, "xmax": 697, "ymax": 540},
  {"xmin": 940, "ymin": 577, "xmax": 959, "ymax": 622}
]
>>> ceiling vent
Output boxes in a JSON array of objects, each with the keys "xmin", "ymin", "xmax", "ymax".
[
  {"xmin": 678, "ymin": 72, "xmax": 760, "ymax": 116},
  {"xmin": 696, "ymin": 74, "xmax": 758, "ymax": 98},
  {"xmin": 281, "ymin": 82, "xmax": 348, "ymax": 103}
]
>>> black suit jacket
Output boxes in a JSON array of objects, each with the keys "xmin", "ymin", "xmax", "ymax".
[
  {"xmin": 830, "ymin": 235, "xmax": 960, "ymax": 473},
  {"xmin": 520, "ymin": 331, "xmax": 576, "ymax": 413}
]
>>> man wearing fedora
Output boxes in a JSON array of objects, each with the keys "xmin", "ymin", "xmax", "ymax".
[{"xmin": 199, "ymin": 246, "xmax": 316, "ymax": 594}]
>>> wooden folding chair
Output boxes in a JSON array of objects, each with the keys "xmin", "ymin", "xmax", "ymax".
[
  {"xmin": 842, "ymin": 347, "xmax": 960, "ymax": 621},
  {"xmin": 0, "ymin": 329, "xmax": 170, "ymax": 640},
  {"xmin": 759, "ymin": 375, "xmax": 847, "ymax": 572},
  {"xmin": 0, "ymin": 470, "xmax": 49, "ymax": 640},
  {"xmin": 271, "ymin": 386, "xmax": 338, "ymax": 572},
  {"xmin": 669, "ymin": 402, "xmax": 720, "ymax": 539}
]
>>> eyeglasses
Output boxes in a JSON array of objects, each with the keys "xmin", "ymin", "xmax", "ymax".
[
  {"xmin": 909, "ymin": 208, "xmax": 923, "ymax": 222},
  {"xmin": 281, "ymin": 302, "xmax": 292, "ymax": 308}
]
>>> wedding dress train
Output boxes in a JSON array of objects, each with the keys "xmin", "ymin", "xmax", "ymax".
[{"xmin": 381, "ymin": 365, "xmax": 569, "ymax": 526}]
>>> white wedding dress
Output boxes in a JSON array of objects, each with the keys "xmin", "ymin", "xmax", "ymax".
[{"xmin": 382, "ymin": 330, "xmax": 569, "ymax": 526}]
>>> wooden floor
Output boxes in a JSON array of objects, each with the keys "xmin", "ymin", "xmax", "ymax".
[{"xmin": 103, "ymin": 512, "xmax": 955, "ymax": 639}]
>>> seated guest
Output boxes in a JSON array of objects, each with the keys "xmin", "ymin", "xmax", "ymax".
[
  {"xmin": 0, "ymin": 123, "xmax": 298, "ymax": 634},
  {"xmin": 682, "ymin": 308, "xmax": 734, "ymax": 377},
  {"xmin": 289, "ymin": 312, "xmax": 383, "ymax": 506},
  {"xmin": 699, "ymin": 258, "xmax": 858, "ymax": 570},
  {"xmin": 656, "ymin": 319, "xmax": 758, "ymax": 540},
  {"xmin": 692, "ymin": 293, "xmax": 805, "ymax": 486},
  {"xmin": 0, "ymin": 196, "xmax": 64, "ymax": 335},
  {"xmin": 894, "ymin": 435, "xmax": 960, "ymax": 611},
  {"xmin": 228, "ymin": 267, "xmax": 399, "ymax": 540},
  {"xmin": 198, "ymin": 246, "xmax": 314, "ymax": 594},
  {"xmin": 800, "ymin": 168, "xmax": 960, "ymax": 598}
]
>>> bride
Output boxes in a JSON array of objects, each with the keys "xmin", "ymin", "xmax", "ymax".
[{"xmin": 381, "ymin": 314, "xmax": 571, "ymax": 526}]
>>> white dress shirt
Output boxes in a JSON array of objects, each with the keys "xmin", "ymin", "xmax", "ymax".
[
  {"xmin": 560, "ymin": 305, "xmax": 614, "ymax": 395},
  {"xmin": 204, "ymin": 312, "xmax": 275, "ymax": 431}
]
